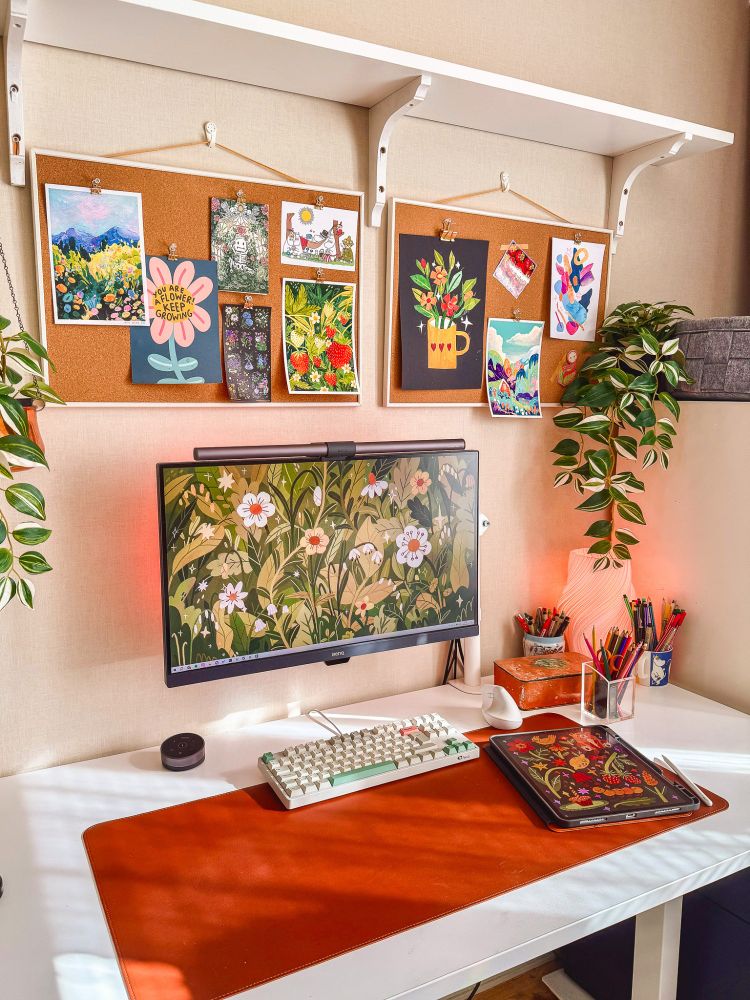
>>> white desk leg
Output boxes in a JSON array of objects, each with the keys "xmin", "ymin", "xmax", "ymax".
[{"xmin": 631, "ymin": 897, "xmax": 683, "ymax": 1000}]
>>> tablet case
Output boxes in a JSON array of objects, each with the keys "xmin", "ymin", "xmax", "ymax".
[{"xmin": 83, "ymin": 713, "xmax": 727, "ymax": 1000}]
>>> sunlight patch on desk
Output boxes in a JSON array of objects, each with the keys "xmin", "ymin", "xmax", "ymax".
[
  {"xmin": 54, "ymin": 953, "xmax": 126, "ymax": 1000},
  {"xmin": 639, "ymin": 745, "xmax": 750, "ymax": 775}
]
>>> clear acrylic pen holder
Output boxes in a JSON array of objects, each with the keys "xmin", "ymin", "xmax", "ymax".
[{"xmin": 581, "ymin": 661, "xmax": 635, "ymax": 724}]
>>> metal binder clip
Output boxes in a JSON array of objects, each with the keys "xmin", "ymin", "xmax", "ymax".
[
  {"xmin": 236, "ymin": 189, "xmax": 247, "ymax": 209},
  {"xmin": 90, "ymin": 177, "xmax": 102, "ymax": 195},
  {"xmin": 204, "ymin": 121, "xmax": 217, "ymax": 148},
  {"xmin": 244, "ymin": 294, "xmax": 254, "ymax": 308},
  {"xmin": 511, "ymin": 307, "xmax": 522, "ymax": 321},
  {"xmin": 167, "ymin": 242, "xmax": 178, "ymax": 261},
  {"xmin": 439, "ymin": 218, "xmax": 458, "ymax": 242},
  {"xmin": 315, "ymin": 268, "xmax": 324, "ymax": 283},
  {"xmin": 314, "ymin": 194, "xmax": 325, "ymax": 209},
  {"xmin": 573, "ymin": 231, "xmax": 583, "ymax": 244}
]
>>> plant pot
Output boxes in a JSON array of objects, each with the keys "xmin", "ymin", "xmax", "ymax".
[
  {"xmin": 674, "ymin": 316, "xmax": 750, "ymax": 400},
  {"xmin": 0, "ymin": 397, "xmax": 45, "ymax": 471},
  {"xmin": 427, "ymin": 319, "xmax": 469, "ymax": 370},
  {"xmin": 557, "ymin": 548, "xmax": 634, "ymax": 655}
]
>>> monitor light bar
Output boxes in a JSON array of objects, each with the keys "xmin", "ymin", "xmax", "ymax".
[{"xmin": 193, "ymin": 439, "xmax": 466, "ymax": 463}]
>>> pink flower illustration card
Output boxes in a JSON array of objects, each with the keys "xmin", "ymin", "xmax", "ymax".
[{"xmin": 129, "ymin": 256, "xmax": 222, "ymax": 384}]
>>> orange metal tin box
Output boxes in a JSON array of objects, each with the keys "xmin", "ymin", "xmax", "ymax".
[{"xmin": 494, "ymin": 652, "xmax": 586, "ymax": 710}]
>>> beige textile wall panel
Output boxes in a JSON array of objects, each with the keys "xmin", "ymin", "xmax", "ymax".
[{"xmin": 1, "ymin": 0, "xmax": 749, "ymax": 775}]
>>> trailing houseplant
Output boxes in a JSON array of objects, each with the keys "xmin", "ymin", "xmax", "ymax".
[
  {"xmin": 551, "ymin": 301, "xmax": 693, "ymax": 570},
  {"xmin": 0, "ymin": 238, "xmax": 63, "ymax": 611}
]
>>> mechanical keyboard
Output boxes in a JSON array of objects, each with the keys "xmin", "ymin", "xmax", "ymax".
[{"xmin": 259, "ymin": 712, "xmax": 479, "ymax": 809}]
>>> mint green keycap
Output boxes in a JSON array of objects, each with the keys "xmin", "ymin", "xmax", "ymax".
[
  {"xmin": 444, "ymin": 744, "xmax": 458, "ymax": 755},
  {"xmin": 330, "ymin": 761, "xmax": 397, "ymax": 785},
  {"xmin": 261, "ymin": 752, "xmax": 274, "ymax": 763}
]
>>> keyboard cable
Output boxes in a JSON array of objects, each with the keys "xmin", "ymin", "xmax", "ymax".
[{"xmin": 306, "ymin": 708, "xmax": 344, "ymax": 738}]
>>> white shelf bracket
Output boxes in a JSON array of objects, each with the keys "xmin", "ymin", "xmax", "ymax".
[
  {"xmin": 368, "ymin": 74, "xmax": 431, "ymax": 227},
  {"xmin": 609, "ymin": 132, "xmax": 692, "ymax": 252},
  {"xmin": 4, "ymin": 0, "xmax": 27, "ymax": 186}
]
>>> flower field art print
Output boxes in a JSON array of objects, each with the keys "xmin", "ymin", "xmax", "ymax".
[
  {"xmin": 283, "ymin": 279, "xmax": 359, "ymax": 394},
  {"xmin": 160, "ymin": 452, "xmax": 478, "ymax": 670},
  {"xmin": 129, "ymin": 257, "xmax": 222, "ymax": 384},
  {"xmin": 45, "ymin": 184, "xmax": 148, "ymax": 325}
]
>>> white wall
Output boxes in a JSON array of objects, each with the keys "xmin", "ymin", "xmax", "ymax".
[{"xmin": 1, "ymin": 1, "xmax": 748, "ymax": 775}]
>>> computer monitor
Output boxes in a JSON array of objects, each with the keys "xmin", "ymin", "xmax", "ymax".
[{"xmin": 157, "ymin": 445, "xmax": 478, "ymax": 686}]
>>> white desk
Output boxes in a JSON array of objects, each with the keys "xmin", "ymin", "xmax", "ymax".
[{"xmin": 1, "ymin": 682, "xmax": 748, "ymax": 1000}]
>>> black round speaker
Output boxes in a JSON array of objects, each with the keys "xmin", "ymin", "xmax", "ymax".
[{"xmin": 160, "ymin": 732, "xmax": 205, "ymax": 771}]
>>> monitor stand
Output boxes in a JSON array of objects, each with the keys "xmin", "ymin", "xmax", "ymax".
[{"xmin": 445, "ymin": 635, "xmax": 483, "ymax": 694}]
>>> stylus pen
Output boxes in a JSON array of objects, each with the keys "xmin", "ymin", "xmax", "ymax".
[{"xmin": 657, "ymin": 754, "xmax": 713, "ymax": 807}]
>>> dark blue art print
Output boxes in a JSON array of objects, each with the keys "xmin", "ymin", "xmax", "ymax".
[
  {"xmin": 222, "ymin": 305, "xmax": 271, "ymax": 402},
  {"xmin": 129, "ymin": 257, "xmax": 222, "ymax": 384}
]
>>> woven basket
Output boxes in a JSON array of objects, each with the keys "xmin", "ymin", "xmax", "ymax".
[{"xmin": 675, "ymin": 316, "xmax": 750, "ymax": 401}]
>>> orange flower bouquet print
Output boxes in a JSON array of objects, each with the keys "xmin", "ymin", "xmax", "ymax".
[
  {"xmin": 398, "ymin": 234, "xmax": 488, "ymax": 390},
  {"xmin": 282, "ymin": 279, "xmax": 359, "ymax": 394}
]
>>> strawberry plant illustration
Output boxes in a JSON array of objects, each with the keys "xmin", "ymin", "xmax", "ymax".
[{"xmin": 283, "ymin": 280, "xmax": 359, "ymax": 393}]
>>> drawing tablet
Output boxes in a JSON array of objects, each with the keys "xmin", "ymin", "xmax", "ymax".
[{"xmin": 487, "ymin": 725, "xmax": 699, "ymax": 829}]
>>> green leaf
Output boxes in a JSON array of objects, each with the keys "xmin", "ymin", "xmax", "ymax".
[
  {"xmin": 640, "ymin": 331, "xmax": 660, "ymax": 355},
  {"xmin": 657, "ymin": 433, "xmax": 673, "ymax": 449},
  {"xmin": 19, "ymin": 380, "xmax": 65, "ymax": 405},
  {"xmin": 612, "ymin": 544, "xmax": 632, "ymax": 560},
  {"xmin": 574, "ymin": 414, "xmax": 610, "ymax": 433},
  {"xmin": 577, "ymin": 490, "xmax": 611, "ymax": 512},
  {"xmin": 657, "ymin": 416, "xmax": 676, "ymax": 435},
  {"xmin": 633, "ymin": 407, "xmax": 656, "ymax": 428},
  {"xmin": 613, "ymin": 435, "xmax": 638, "ymax": 460},
  {"xmin": 578, "ymin": 382, "xmax": 616, "ymax": 409},
  {"xmin": 640, "ymin": 430, "xmax": 657, "ymax": 445},
  {"xmin": 18, "ymin": 550, "xmax": 52, "ymax": 574},
  {"xmin": 642, "ymin": 449, "xmax": 657, "ymax": 469},
  {"xmin": 661, "ymin": 337, "xmax": 680, "ymax": 356},
  {"xmin": 177, "ymin": 357, "xmax": 199, "ymax": 371},
  {"xmin": 553, "ymin": 455, "xmax": 578, "ymax": 468},
  {"xmin": 623, "ymin": 345, "xmax": 646, "ymax": 361},
  {"xmin": 410, "ymin": 272, "xmax": 431, "ymax": 291},
  {"xmin": 0, "ymin": 575, "xmax": 16, "ymax": 611},
  {"xmin": 658, "ymin": 392, "xmax": 680, "ymax": 421},
  {"xmin": 593, "ymin": 556, "xmax": 611, "ymax": 571},
  {"xmin": 554, "ymin": 472, "xmax": 572, "ymax": 487},
  {"xmin": 615, "ymin": 528, "xmax": 640, "ymax": 546},
  {"xmin": 0, "ymin": 547, "xmax": 12, "ymax": 573},
  {"xmin": 147, "ymin": 354, "xmax": 175, "ymax": 372},
  {"xmin": 585, "ymin": 519, "xmax": 612, "ymax": 538},
  {"xmin": 662, "ymin": 360, "xmax": 680, "ymax": 387},
  {"xmin": 587, "ymin": 539, "xmax": 611, "ymax": 555},
  {"xmin": 17, "ymin": 332, "xmax": 51, "ymax": 361},
  {"xmin": 0, "ymin": 395, "xmax": 29, "ymax": 436},
  {"xmin": 659, "ymin": 451, "xmax": 670, "ymax": 470},
  {"xmin": 0, "ymin": 522, "xmax": 5, "ymax": 544},
  {"xmin": 587, "ymin": 449, "xmax": 612, "ymax": 479},
  {"xmin": 18, "ymin": 577, "xmax": 34, "ymax": 609},
  {"xmin": 5, "ymin": 482, "xmax": 46, "ymax": 519},
  {"xmin": 6, "ymin": 349, "xmax": 44, "ymax": 375},
  {"xmin": 12, "ymin": 522, "xmax": 51, "ymax": 545},
  {"xmin": 0, "ymin": 434, "xmax": 47, "ymax": 469},
  {"xmin": 617, "ymin": 499, "xmax": 646, "ymax": 525},
  {"xmin": 0, "ymin": 314, "xmax": 10, "ymax": 331},
  {"xmin": 629, "ymin": 373, "xmax": 657, "ymax": 394},
  {"xmin": 552, "ymin": 438, "xmax": 580, "ymax": 457},
  {"xmin": 553, "ymin": 407, "xmax": 583, "ymax": 428}
]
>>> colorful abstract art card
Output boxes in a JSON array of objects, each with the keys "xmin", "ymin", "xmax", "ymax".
[
  {"xmin": 486, "ymin": 317, "xmax": 543, "ymax": 418},
  {"xmin": 210, "ymin": 196, "xmax": 269, "ymax": 294},
  {"xmin": 45, "ymin": 184, "xmax": 148, "ymax": 325},
  {"xmin": 492, "ymin": 241, "xmax": 537, "ymax": 299},
  {"xmin": 281, "ymin": 201, "xmax": 358, "ymax": 270},
  {"xmin": 550, "ymin": 238, "xmax": 606, "ymax": 341},
  {"xmin": 129, "ymin": 257, "xmax": 222, "ymax": 384},
  {"xmin": 282, "ymin": 279, "xmax": 359, "ymax": 394},
  {"xmin": 398, "ymin": 234, "xmax": 488, "ymax": 390},
  {"xmin": 222, "ymin": 304, "xmax": 271, "ymax": 402}
]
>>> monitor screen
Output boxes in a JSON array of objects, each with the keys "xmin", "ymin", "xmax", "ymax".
[{"xmin": 157, "ymin": 448, "xmax": 478, "ymax": 686}]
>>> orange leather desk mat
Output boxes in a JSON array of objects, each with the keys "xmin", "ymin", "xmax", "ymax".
[{"xmin": 83, "ymin": 714, "xmax": 727, "ymax": 1000}]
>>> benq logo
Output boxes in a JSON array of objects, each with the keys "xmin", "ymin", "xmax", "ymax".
[{"xmin": 330, "ymin": 650, "xmax": 346, "ymax": 658}]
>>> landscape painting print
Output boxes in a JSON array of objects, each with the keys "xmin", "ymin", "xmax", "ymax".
[
  {"xmin": 210, "ymin": 196, "xmax": 269, "ymax": 294},
  {"xmin": 129, "ymin": 257, "xmax": 221, "ymax": 384},
  {"xmin": 222, "ymin": 304, "xmax": 271, "ymax": 402},
  {"xmin": 280, "ymin": 200, "xmax": 358, "ymax": 270},
  {"xmin": 398, "ymin": 234, "xmax": 488, "ymax": 390},
  {"xmin": 283, "ymin": 279, "xmax": 359, "ymax": 394},
  {"xmin": 162, "ymin": 452, "xmax": 477, "ymax": 668},
  {"xmin": 550, "ymin": 238, "xmax": 606, "ymax": 341},
  {"xmin": 486, "ymin": 318, "xmax": 543, "ymax": 418},
  {"xmin": 45, "ymin": 184, "xmax": 147, "ymax": 325}
]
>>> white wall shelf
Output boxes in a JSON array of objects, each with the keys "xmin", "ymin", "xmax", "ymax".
[{"xmin": 10, "ymin": 0, "xmax": 735, "ymax": 238}]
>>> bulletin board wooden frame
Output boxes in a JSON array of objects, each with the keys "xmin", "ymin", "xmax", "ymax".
[
  {"xmin": 384, "ymin": 198, "xmax": 612, "ymax": 407},
  {"xmin": 30, "ymin": 149, "xmax": 364, "ymax": 407}
]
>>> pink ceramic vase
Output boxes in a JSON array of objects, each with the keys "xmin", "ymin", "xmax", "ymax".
[{"xmin": 558, "ymin": 548, "xmax": 635, "ymax": 654}]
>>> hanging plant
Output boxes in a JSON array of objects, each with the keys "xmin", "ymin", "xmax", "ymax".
[
  {"xmin": 551, "ymin": 301, "xmax": 693, "ymax": 570},
  {"xmin": 0, "ymin": 237, "xmax": 64, "ymax": 610}
]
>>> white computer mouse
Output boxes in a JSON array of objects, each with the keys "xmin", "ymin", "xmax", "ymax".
[{"xmin": 481, "ymin": 685, "xmax": 522, "ymax": 729}]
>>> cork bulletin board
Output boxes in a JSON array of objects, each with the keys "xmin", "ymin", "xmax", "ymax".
[
  {"xmin": 384, "ymin": 198, "xmax": 612, "ymax": 406},
  {"xmin": 30, "ymin": 150, "xmax": 363, "ymax": 406}
]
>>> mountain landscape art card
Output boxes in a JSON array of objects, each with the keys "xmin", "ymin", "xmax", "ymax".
[
  {"xmin": 45, "ymin": 183, "xmax": 148, "ymax": 325},
  {"xmin": 210, "ymin": 196, "xmax": 269, "ymax": 294},
  {"xmin": 222, "ymin": 304, "xmax": 271, "ymax": 401},
  {"xmin": 283, "ymin": 279, "xmax": 359, "ymax": 394},
  {"xmin": 486, "ymin": 317, "xmax": 544, "ymax": 418},
  {"xmin": 129, "ymin": 257, "xmax": 222, "ymax": 384},
  {"xmin": 398, "ymin": 234, "xmax": 488, "ymax": 390},
  {"xmin": 550, "ymin": 238, "xmax": 606, "ymax": 341},
  {"xmin": 280, "ymin": 201, "xmax": 358, "ymax": 270}
]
